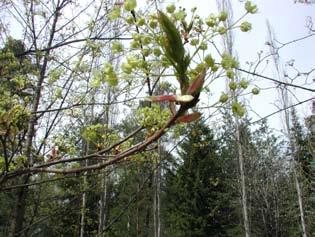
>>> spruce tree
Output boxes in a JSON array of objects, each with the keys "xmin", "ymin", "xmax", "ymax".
[{"xmin": 163, "ymin": 120, "xmax": 236, "ymax": 237}]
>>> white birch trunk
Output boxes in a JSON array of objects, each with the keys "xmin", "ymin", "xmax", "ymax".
[{"xmin": 235, "ymin": 117, "xmax": 250, "ymax": 237}]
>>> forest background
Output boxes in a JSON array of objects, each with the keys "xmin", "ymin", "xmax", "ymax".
[{"xmin": 0, "ymin": 0, "xmax": 314, "ymax": 236}]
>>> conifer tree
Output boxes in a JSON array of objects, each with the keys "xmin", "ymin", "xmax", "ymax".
[{"xmin": 163, "ymin": 120, "xmax": 236, "ymax": 237}]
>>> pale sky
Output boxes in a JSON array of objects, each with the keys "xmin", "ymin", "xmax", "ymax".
[
  {"xmin": 173, "ymin": 0, "xmax": 315, "ymax": 130},
  {"xmin": 5, "ymin": 0, "xmax": 314, "ymax": 131}
]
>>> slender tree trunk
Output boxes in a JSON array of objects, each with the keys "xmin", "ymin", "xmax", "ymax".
[
  {"xmin": 294, "ymin": 165, "xmax": 308, "ymax": 237},
  {"xmin": 98, "ymin": 171, "xmax": 108, "ymax": 235},
  {"xmin": 236, "ymin": 118, "xmax": 250, "ymax": 237},
  {"xmin": 80, "ymin": 180, "xmax": 87, "ymax": 237},
  {"xmin": 266, "ymin": 20, "xmax": 309, "ymax": 236},
  {"xmin": 9, "ymin": 2, "xmax": 61, "ymax": 235},
  {"xmin": 154, "ymin": 141, "xmax": 161, "ymax": 237},
  {"xmin": 80, "ymin": 160, "xmax": 88, "ymax": 237},
  {"xmin": 9, "ymin": 175, "xmax": 29, "ymax": 237},
  {"xmin": 98, "ymin": 89, "xmax": 112, "ymax": 235},
  {"xmin": 136, "ymin": 165, "xmax": 140, "ymax": 237}
]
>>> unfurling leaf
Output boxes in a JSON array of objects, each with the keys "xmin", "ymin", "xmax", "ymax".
[
  {"xmin": 149, "ymin": 94, "xmax": 194, "ymax": 103},
  {"xmin": 149, "ymin": 95, "xmax": 176, "ymax": 102},
  {"xmin": 186, "ymin": 69, "xmax": 206, "ymax": 95},
  {"xmin": 158, "ymin": 11, "xmax": 184, "ymax": 65},
  {"xmin": 176, "ymin": 112, "xmax": 202, "ymax": 123},
  {"xmin": 175, "ymin": 95, "xmax": 194, "ymax": 103},
  {"xmin": 169, "ymin": 102, "xmax": 176, "ymax": 115}
]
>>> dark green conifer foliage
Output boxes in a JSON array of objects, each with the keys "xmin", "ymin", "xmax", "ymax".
[
  {"xmin": 290, "ymin": 109, "xmax": 315, "ymax": 235},
  {"xmin": 163, "ymin": 120, "xmax": 236, "ymax": 237}
]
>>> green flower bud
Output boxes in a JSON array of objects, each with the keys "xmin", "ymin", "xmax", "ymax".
[
  {"xmin": 231, "ymin": 58, "xmax": 239, "ymax": 68},
  {"xmin": 232, "ymin": 101, "xmax": 246, "ymax": 117},
  {"xmin": 142, "ymin": 48, "xmax": 151, "ymax": 57},
  {"xmin": 229, "ymin": 81, "xmax": 237, "ymax": 91},
  {"xmin": 218, "ymin": 11, "xmax": 228, "ymax": 22},
  {"xmin": 166, "ymin": 4, "xmax": 176, "ymax": 14},
  {"xmin": 136, "ymin": 17, "xmax": 145, "ymax": 26},
  {"xmin": 221, "ymin": 53, "xmax": 239, "ymax": 69},
  {"xmin": 219, "ymin": 93, "xmax": 229, "ymax": 103},
  {"xmin": 245, "ymin": 1, "xmax": 258, "ymax": 14},
  {"xmin": 218, "ymin": 26, "xmax": 227, "ymax": 35},
  {"xmin": 153, "ymin": 48, "xmax": 161, "ymax": 57},
  {"xmin": 108, "ymin": 7, "xmax": 121, "ymax": 20},
  {"xmin": 130, "ymin": 40, "xmax": 140, "ymax": 49},
  {"xmin": 127, "ymin": 56, "xmax": 139, "ymax": 67},
  {"xmin": 211, "ymin": 65, "xmax": 219, "ymax": 72},
  {"xmin": 240, "ymin": 79, "xmax": 249, "ymax": 89},
  {"xmin": 106, "ymin": 73, "xmax": 118, "ymax": 87},
  {"xmin": 126, "ymin": 16, "xmax": 134, "ymax": 24},
  {"xmin": 124, "ymin": 0, "xmax": 137, "ymax": 11},
  {"xmin": 149, "ymin": 20, "xmax": 158, "ymax": 28},
  {"xmin": 111, "ymin": 41, "xmax": 124, "ymax": 53},
  {"xmin": 190, "ymin": 38, "xmax": 199, "ymax": 46},
  {"xmin": 252, "ymin": 87, "xmax": 260, "ymax": 95},
  {"xmin": 174, "ymin": 10, "xmax": 186, "ymax": 21},
  {"xmin": 132, "ymin": 33, "xmax": 141, "ymax": 41},
  {"xmin": 226, "ymin": 69, "xmax": 234, "ymax": 79},
  {"xmin": 103, "ymin": 63, "xmax": 114, "ymax": 74},
  {"xmin": 55, "ymin": 88, "xmax": 62, "ymax": 99},
  {"xmin": 142, "ymin": 35, "xmax": 152, "ymax": 45},
  {"xmin": 161, "ymin": 56, "xmax": 171, "ymax": 67},
  {"xmin": 205, "ymin": 14, "xmax": 216, "ymax": 27},
  {"xmin": 205, "ymin": 54, "xmax": 215, "ymax": 67},
  {"xmin": 195, "ymin": 63, "xmax": 206, "ymax": 73},
  {"xmin": 121, "ymin": 63, "xmax": 132, "ymax": 74},
  {"xmin": 240, "ymin": 21, "xmax": 252, "ymax": 32},
  {"xmin": 199, "ymin": 42, "xmax": 208, "ymax": 50}
]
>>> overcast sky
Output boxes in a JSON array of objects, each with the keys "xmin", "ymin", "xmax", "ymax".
[{"xmin": 173, "ymin": 0, "xmax": 315, "ymax": 130}]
